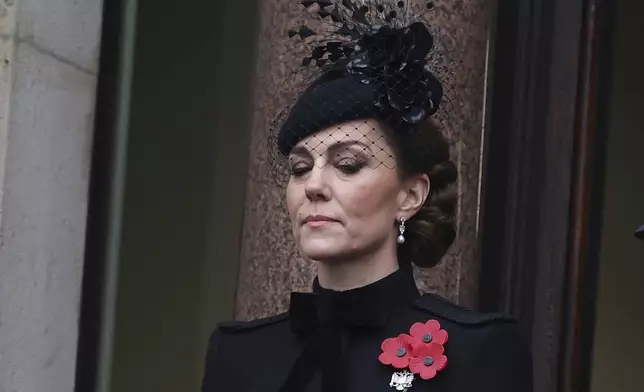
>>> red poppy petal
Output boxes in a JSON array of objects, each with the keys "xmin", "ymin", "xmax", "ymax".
[
  {"xmin": 412, "ymin": 343, "xmax": 433, "ymax": 357},
  {"xmin": 433, "ymin": 329, "xmax": 448, "ymax": 345},
  {"xmin": 434, "ymin": 355, "xmax": 448, "ymax": 371},
  {"xmin": 381, "ymin": 337, "xmax": 399, "ymax": 352},
  {"xmin": 398, "ymin": 334, "xmax": 416, "ymax": 349},
  {"xmin": 391, "ymin": 356, "xmax": 410, "ymax": 369},
  {"xmin": 425, "ymin": 319, "xmax": 441, "ymax": 333},
  {"xmin": 379, "ymin": 352, "xmax": 393, "ymax": 365},
  {"xmin": 409, "ymin": 322, "xmax": 426, "ymax": 338},
  {"xmin": 411, "ymin": 344, "xmax": 428, "ymax": 358},
  {"xmin": 410, "ymin": 340, "xmax": 422, "ymax": 351},
  {"xmin": 408, "ymin": 356, "xmax": 424, "ymax": 374},
  {"xmin": 398, "ymin": 333, "xmax": 413, "ymax": 341},
  {"xmin": 420, "ymin": 366, "xmax": 438, "ymax": 380},
  {"xmin": 428, "ymin": 342, "xmax": 445, "ymax": 356}
]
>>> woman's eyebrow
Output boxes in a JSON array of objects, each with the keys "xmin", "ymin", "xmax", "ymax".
[
  {"xmin": 290, "ymin": 140, "xmax": 374, "ymax": 157},
  {"xmin": 327, "ymin": 140, "xmax": 373, "ymax": 155},
  {"xmin": 289, "ymin": 145, "xmax": 311, "ymax": 157}
]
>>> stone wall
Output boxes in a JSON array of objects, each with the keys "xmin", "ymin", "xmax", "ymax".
[
  {"xmin": 0, "ymin": 0, "xmax": 103, "ymax": 390},
  {"xmin": 236, "ymin": 0, "xmax": 494, "ymax": 320}
]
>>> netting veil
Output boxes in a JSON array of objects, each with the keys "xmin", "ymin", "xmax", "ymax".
[{"xmin": 267, "ymin": 0, "xmax": 458, "ymax": 186}]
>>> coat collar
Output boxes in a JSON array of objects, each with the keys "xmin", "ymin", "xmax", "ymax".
[{"xmin": 289, "ymin": 263, "xmax": 420, "ymax": 334}]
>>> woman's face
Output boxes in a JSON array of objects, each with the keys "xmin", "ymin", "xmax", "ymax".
[{"xmin": 286, "ymin": 119, "xmax": 421, "ymax": 262}]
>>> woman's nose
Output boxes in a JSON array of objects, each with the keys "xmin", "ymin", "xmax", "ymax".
[{"xmin": 304, "ymin": 164, "xmax": 331, "ymax": 202}]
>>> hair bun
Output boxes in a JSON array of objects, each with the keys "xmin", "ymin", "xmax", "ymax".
[{"xmin": 429, "ymin": 160, "xmax": 457, "ymax": 189}]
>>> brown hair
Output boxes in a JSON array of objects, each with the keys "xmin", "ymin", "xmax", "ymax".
[{"xmin": 382, "ymin": 120, "xmax": 458, "ymax": 268}]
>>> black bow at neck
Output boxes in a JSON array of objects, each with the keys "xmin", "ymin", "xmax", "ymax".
[{"xmin": 279, "ymin": 263, "xmax": 421, "ymax": 392}]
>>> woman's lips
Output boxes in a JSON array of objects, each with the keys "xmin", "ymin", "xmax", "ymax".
[{"xmin": 303, "ymin": 215, "xmax": 339, "ymax": 227}]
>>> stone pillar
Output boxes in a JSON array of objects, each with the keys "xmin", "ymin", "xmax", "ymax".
[
  {"xmin": 0, "ymin": 0, "xmax": 103, "ymax": 390},
  {"xmin": 236, "ymin": 0, "xmax": 492, "ymax": 319}
]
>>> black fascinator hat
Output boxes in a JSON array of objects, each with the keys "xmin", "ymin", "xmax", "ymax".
[{"xmin": 269, "ymin": 0, "xmax": 456, "ymax": 182}]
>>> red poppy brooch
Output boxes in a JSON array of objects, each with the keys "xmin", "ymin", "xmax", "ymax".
[{"xmin": 379, "ymin": 320, "xmax": 448, "ymax": 391}]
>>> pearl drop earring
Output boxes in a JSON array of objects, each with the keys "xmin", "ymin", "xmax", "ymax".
[{"xmin": 397, "ymin": 217, "xmax": 406, "ymax": 244}]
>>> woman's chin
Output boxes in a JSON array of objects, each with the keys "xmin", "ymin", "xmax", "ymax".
[{"xmin": 300, "ymin": 240, "xmax": 347, "ymax": 262}]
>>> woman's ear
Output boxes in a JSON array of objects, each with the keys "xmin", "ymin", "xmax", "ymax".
[{"xmin": 397, "ymin": 174, "xmax": 431, "ymax": 218}]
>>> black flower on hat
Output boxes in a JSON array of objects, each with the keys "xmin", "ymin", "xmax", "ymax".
[
  {"xmin": 288, "ymin": 1, "xmax": 444, "ymax": 134},
  {"xmin": 346, "ymin": 21, "xmax": 443, "ymax": 127}
]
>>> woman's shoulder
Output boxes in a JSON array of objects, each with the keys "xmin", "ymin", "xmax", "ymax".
[
  {"xmin": 412, "ymin": 292, "xmax": 516, "ymax": 326},
  {"xmin": 414, "ymin": 294, "xmax": 531, "ymax": 370},
  {"xmin": 216, "ymin": 312, "xmax": 290, "ymax": 334},
  {"xmin": 209, "ymin": 311, "xmax": 294, "ymax": 351},
  {"xmin": 409, "ymin": 293, "xmax": 533, "ymax": 389},
  {"xmin": 409, "ymin": 292, "xmax": 525, "ymax": 347},
  {"xmin": 201, "ymin": 313, "xmax": 295, "ymax": 391},
  {"xmin": 409, "ymin": 293, "xmax": 530, "ymax": 361}
]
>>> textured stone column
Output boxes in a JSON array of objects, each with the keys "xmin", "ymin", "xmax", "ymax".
[
  {"xmin": 236, "ymin": 0, "xmax": 492, "ymax": 319},
  {"xmin": 0, "ymin": 0, "xmax": 102, "ymax": 390}
]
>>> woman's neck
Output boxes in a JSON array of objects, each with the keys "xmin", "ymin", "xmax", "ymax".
[{"xmin": 315, "ymin": 245, "xmax": 399, "ymax": 291}]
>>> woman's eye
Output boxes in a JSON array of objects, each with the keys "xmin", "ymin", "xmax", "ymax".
[
  {"xmin": 336, "ymin": 159, "xmax": 365, "ymax": 174},
  {"xmin": 289, "ymin": 163, "xmax": 311, "ymax": 176}
]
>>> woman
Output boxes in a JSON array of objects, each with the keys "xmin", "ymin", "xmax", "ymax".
[{"xmin": 202, "ymin": 1, "xmax": 533, "ymax": 391}]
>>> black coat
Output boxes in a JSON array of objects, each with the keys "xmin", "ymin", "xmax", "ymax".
[{"xmin": 201, "ymin": 265, "xmax": 533, "ymax": 392}]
